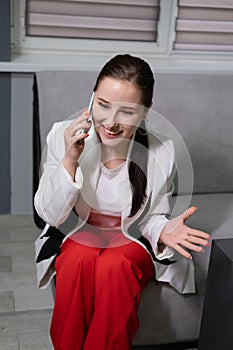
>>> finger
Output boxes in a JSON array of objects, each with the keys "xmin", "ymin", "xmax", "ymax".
[
  {"xmin": 188, "ymin": 228, "xmax": 210, "ymax": 240},
  {"xmin": 67, "ymin": 120, "xmax": 91, "ymax": 143},
  {"xmin": 186, "ymin": 235, "xmax": 210, "ymax": 247},
  {"xmin": 173, "ymin": 244, "xmax": 192, "ymax": 259},
  {"xmin": 74, "ymin": 120, "xmax": 92, "ymax": 136},
  {"xmin": 73, "ymin": 120, "xmax": 91, "ymax": 137},
  {"xmin": 181, "ymin": 240, "xmax": 204, "ymax": 253},
  {"xmin": 79, "ymin": 110, "xmax": 91, "ymax": 123},
  {"xmin": 67, "ymin": 112, "xmax": 91, "ymax": 135},
  {"xmin": 182, "ymin": 206, "xmax": 198, "ymax": 222},
  {"xmin": 74, "ymin": 132, "xmax": 89, "ymax": 144}
]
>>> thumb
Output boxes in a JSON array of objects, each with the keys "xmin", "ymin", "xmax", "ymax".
[{"xmin": 182, "ymin": 206, "xmax": 198, "ymax": 222}]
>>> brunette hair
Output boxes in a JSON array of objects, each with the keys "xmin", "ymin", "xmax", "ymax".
[{"xmin": 94, "ymin": 54, "xmax": 155, "ymax": 217}]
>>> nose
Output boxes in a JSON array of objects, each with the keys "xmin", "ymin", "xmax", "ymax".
[{"xmin": 104, "ymin": 107, "xmax": 119, "ymax": 127}]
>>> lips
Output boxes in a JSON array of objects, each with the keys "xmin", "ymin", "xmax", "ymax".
[{"xmin": 103, "ymin": 126, "xmax": 122, "ymax": 138}]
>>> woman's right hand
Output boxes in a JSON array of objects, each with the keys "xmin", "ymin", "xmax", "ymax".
[{"xmin": 62, "ymin": 110, "xmax": 91, "ymax": 180}]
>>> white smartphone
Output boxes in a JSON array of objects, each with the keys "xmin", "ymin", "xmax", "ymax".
[{"xmin": 77, "ymin": 91, "xmax": 94, "ymax": 144}]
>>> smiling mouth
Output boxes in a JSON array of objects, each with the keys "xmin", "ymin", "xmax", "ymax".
[{"xmin": 103, "ymin": 127, "xmax": 123, "ymax": 137}]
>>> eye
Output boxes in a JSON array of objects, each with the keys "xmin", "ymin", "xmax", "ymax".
[
  {"xmin": 99, "ymin": 102, "xmax": 110, "ymax": 109},
  {"xmin": 121, "ymin": 109, "xmax": 134, "ymax": 116}
]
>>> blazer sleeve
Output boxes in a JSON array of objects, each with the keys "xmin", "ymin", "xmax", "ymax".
[
  {"xmin": 138, "ymin": 137, "xmax": 176, "ymax": 260},
  {"xmin": 138, "ymin": 136, "xmax": 196, "ymax": 294},
  {"xmin": 34, "ymin": 122, "xmax": 83, "ymax": 227}
]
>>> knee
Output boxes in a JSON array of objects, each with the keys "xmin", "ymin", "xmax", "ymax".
[{"xmin": 95, "ymin": 252, "xmax": 144, "ymax": 299}]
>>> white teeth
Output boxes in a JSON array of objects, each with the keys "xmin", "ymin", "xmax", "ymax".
[{"xmin": 105, "ymin": 129, "xmax": 120, "ymax": 135}]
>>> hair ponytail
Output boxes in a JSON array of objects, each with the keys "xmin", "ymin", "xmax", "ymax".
[{"xmin": 128, "ymin": 121, "xmax": 148, "ymax": 217}]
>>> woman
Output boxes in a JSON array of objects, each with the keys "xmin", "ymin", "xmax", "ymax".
[{"xmin": 34, "ymin": 54, "xmax": 210, "ymax": 350}]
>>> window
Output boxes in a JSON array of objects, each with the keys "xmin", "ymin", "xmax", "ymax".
[
  {"xmin": 26, "ymin": 0, "xmax": 160, "ymax": 42},
  {"xmin": 12, "ymin": 0, "xmax": 176, "ymax": 55},
  {"xmin": 174, "ymin": 0, "xmax": 233, "ymax": 52},
  {"xmin": 10, "ymin": 0, "xmax": 233, "ymax": 68}
]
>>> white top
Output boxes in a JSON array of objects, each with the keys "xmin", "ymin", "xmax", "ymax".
[{"xmin": 91, "ymin": 161, "xmax": 132, "ymax": 216}]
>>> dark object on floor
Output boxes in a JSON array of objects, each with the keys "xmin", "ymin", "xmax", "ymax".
[{"xmin": 198, "ymin": 239, "xmax": 233, "ymax": 350}]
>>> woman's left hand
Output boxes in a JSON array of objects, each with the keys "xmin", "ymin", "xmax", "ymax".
[{"xmin": 159, "ymin": 206, "xmax": 210, "ymax": 259}]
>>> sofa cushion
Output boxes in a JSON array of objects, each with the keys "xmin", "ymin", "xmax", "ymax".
[
  {"xmin": 133, "ymin": 193, "xmax": 233, "ymax": 346},
  {"xmin": 155, "ymin": 73, "xmax": 233, "ymax": 194}
]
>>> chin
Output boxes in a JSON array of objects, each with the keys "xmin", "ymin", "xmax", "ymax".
[{"xmin": 100, "ymin": 136, "xmax": 123, "ymax": 147}]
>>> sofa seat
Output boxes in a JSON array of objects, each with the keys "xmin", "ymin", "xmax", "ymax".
[{"xmin": 133, "ymin": 193, "xmax": 233, "ymax": 346}]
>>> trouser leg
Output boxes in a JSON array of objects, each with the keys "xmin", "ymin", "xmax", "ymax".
[
  {"xmin": 84, "ymin": 241, "xmax": 155, "ymax": 350},
  {"xmin": 50, "ymin": 237, "xmax": 102, "ymax": 350}
]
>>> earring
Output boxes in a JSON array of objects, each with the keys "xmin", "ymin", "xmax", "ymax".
[{"xmin": 138, "ymin": 119, "xmax": 149, "ymax": 135}]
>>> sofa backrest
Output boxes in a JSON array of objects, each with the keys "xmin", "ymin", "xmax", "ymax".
[{"xmin": 35, "ymin": 71, "xmax": 233, "ymax": 195}]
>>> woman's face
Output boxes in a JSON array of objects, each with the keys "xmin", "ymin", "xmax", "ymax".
[{"xmin": 92, "ymin": 77, "xmax": 146, "ymax": 146}]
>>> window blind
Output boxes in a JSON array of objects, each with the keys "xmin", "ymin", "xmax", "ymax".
[
  {"xmin": 174, "ymin": 0, "xmax": 233, "ymax": 51},
  {"xmin": 26, "ymin": 0, "xmax": 160, "ymax": 42}
]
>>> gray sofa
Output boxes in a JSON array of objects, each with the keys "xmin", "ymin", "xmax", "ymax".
[{"xmin": 33, "ymin": 71, "xmax": 233, "ymax": 348}]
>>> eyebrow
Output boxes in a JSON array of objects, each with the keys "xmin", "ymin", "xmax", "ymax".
[{"xmin": 97, "ymin": 97, "xmax": 110, "ymax": 104}]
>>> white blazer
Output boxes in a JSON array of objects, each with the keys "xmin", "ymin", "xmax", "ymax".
[{"xmin": 34, "ymin": 120, "xmax": 195, "ymax": 294}]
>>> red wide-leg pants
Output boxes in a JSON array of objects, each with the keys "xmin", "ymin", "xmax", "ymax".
[{"xmin": 50, "ymin": 229, "xmax": 155, "ymax": 350}]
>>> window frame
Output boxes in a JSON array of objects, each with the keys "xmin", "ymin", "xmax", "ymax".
[
  {"xmin": 6, "ymin": 0, "xmax": 233, "ymax": 73},
  {"xmin": 11, "ymin": 0, "xmax": 177, "ymax": 56}
]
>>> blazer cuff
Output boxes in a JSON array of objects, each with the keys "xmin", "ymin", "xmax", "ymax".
[
  {"xmin": 61, "ymin": 163, "xmax": 83, "ymax": 190},
  {"xmin": 151, "ymin": 220, "xmax": 175, "ymax": 260},
  {"xmin": 155, "ymin": 246, "xmax": 175, "ymax": 260}
]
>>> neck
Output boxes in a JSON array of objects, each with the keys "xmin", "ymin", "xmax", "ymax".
[{"xmin": 101, "ymin": 140, "xmax": 130, "ymax": 170}]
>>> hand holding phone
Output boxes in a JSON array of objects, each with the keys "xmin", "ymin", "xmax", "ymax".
[{"xmin": 76, "ymin": 92, "xmax": 94, "ymax": 144}]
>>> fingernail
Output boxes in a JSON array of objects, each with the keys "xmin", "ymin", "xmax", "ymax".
[{"xmin": 85, "ymin": 133, "xmax": 89, "ymax": 137}]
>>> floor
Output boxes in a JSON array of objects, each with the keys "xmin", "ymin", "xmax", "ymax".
[
  {"xmin": 0, "ymin": 215, "xmax": 197, "ymax": 350},
  {"xmin": 0, "ymin": 215, "xmax": 53, "ymax": 350}
]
